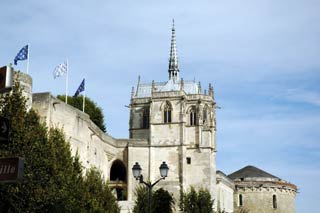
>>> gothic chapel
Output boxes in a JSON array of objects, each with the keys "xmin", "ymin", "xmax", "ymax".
[{"xmin": 128, "ymin": 19, "xmax": 217, "ymax": 204}]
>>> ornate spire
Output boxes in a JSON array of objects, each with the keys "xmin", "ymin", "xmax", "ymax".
[{"xmin": 168, "ymin": 19, "xmax": 179, "ymax": 81}]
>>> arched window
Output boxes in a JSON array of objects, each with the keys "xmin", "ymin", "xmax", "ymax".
[
  {"xmin": 164, "ymin": 102, "xmax": 172, "ymax": 123},
  {"xmin": 273, "ymin": 195, "xmax": 277, "ymax": 209},
  {"xmin": 142, "ymin": 107, "xmax": 149, "ymax": 129},
  {"xmin": 189, "ymin": 107, "xmax": 197, "ymax": 126},
  {"xmin": 239, "ymin": 194, "xmax": 243, "ymax": 206},
  {"xmin": 203, "ymin": 107, "xmax": 208, "ymax": 124}
]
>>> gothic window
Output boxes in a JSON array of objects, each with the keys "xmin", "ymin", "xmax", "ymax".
[
  {"xmin": 189, "ymin": 107, "xmax": 197, "ymax": 126},
  {"xmin": 239, "ymin": 194, "xmax": 243, "ymax": 206},
  {"xmin": 164, "ymin": 102, "xmax": 172, "ymax": 123},
  {"xmin": 273, "ymin": 195, "xmax": 277, "ymax": 209},
  {"xmin": 142, "ymin": 107, "xmax": 149, "ymax": 129},
  {"xmin": 203, "ymin": 107, "xmax": 208, "ymax": 124}
]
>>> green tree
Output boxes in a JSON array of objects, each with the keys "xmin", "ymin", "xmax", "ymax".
[
  {"xmin": 57, "ymin": 95, "xmax": 106, "ymax": 132},
  {"xmin": 81, "ymin": 168, "xmax": 120, "ymax": 213},
  {"xmin": 153, "ymin": 188, "xmax": 175, "ymax": 213},
  {"xmin": 180, "ymin": 187, "xmax": 214, "ymax": 213},
  {"xmin": 0, "ymin": 78, "xmax": 118, "ymax": 212},
  {"xmin": 133, "ymin": 185, "xmax": 175, "ymax": 213},
  {"xmin": 133, "ymin": 185, "xmax": 149, "ymax": 213},
  {"xmin": 198, "ymin": 189, "xmax": 214, "ymax": 213}
]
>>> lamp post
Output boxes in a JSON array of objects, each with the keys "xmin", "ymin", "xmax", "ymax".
[{"xmin": 132, "ymin": 161, "xmax": 169, "ymax": 213}]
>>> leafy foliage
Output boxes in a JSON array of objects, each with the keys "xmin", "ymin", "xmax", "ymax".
[
  {"xmin": 81, "ymin": 168, "xmax": 120, "ymax": 212},
  {"xmin": 57, "ymin": 95, "xmax": 106, "ymax": 132},
  {"xmin": 153, "ymin": 188, "xmax": 175, "ymax": 213},
  {"xmin": 180, "ymin": 187, "xmax": 214, "ymax": 213},
  {"xmin": 0, "ymin": 79, "xmax": 118, "ymax": 212},
  {"xmin": 133, "ymin": 185, "xmax": 175, "ymax": 213},
  {"xmin": 133, "ymin": 185, "xmax": 149, "ymax": 213}
]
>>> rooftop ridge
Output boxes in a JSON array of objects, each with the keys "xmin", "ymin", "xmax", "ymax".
[{"xmin": 228, "ymin": 165, "xmax": 281, "ymax": 180}]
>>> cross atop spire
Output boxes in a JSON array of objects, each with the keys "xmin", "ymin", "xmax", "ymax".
[{"xmin": 168, "ymin": 19, "xmax": 179, "ymax": 81}]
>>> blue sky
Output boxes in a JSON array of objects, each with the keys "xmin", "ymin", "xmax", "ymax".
[{"xmin": 1, "ymin": 0, "xmax": 319, "ymax": 211}]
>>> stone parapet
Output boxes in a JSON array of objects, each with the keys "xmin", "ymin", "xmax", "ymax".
[{"xmin": 234, "ymin": 180, "xmax": 297, "ymax": 193}]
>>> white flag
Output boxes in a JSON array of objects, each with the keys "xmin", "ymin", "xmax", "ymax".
[{"xmin": 53, "ymin": 61, "xmax": 67, "ymax": 79}]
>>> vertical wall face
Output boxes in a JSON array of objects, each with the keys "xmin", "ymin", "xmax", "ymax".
[
  {"xmin": 234, "ymin": 188, "xmax": 296, "ymax": 213},
  {"xmin": 127, "ymin": 144, "xmax": 150, "ymax": 201},
  {"xmin": 150, "ymin": 97, "xmax": 181, "ymax": 145},
  {"xmin": 129, "ymin": 99, "xmax": 151, "ymax": 139},
  {"xmin": 181, "ymin": 96, "xmax": 217, "ymax": 205},
  {"xmin": 216, "ymin": 181, "xmax": 234, "ymax": 212}
]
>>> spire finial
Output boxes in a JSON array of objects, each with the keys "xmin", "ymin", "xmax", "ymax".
[
  {"xmin": 168, "ymin": 19, "xmax": 179, "ymax": 81},
  {"xmin": 131, "ymin": 86, "xmax": 135, "ymax": 98},
  {"xmin": 198, "ymin": 81, "xmax": 202, "ymax": 94}
]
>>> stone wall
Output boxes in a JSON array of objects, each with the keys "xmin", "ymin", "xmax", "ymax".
[
  {"xmin": 216, "ymin": 171, "xmax": 234, "ymax": 213},
  {"xmin": 234, "ymin": 182, "xmax": 296, "ymax": 213},
  {"xmin": 32, "ymin": 93, "xmax": 127, "ymax": 179}
]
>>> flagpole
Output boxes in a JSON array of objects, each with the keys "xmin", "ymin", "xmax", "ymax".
[
  {"xmin": 26, "ymin": 44, "xmax": 30, "ymax": 74},
  {"xmin": 83, "ymin": 89, "xmax": 85, "ymax": 112},
  {"xmin": 66, "ymin": 59, "xmax": 68, "ymax": 104},
  {"xmin": 83, "ymin": 79, "xmax": 85, "ymax": 112}
]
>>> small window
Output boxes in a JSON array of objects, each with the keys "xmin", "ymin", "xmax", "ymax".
[
  {"xmin": 239, "ymin": 194, "xmax": 243, "ymax": 207},
  {"xmin": 164, "ymin": 102, "xmax": 172, "ymax": 123},
  {"xmin": 142, "ymin": 108, "xmax": 150, "ymax": 129},
  {"xmin": 189, "ymin": 107, "xmax": 197, "ymax": 126},
  {"xmin": 273, "ymin": 195, "xmax": 277, "ymax": 209},
  {"xmin": 240, "ymin": 178, "xmax": 244, "ymax": 181},
  {"xmin": 186, "ymin": 157, "xmax": 191, "ymax": 164}
]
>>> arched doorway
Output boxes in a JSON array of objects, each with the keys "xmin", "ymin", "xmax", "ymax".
[{"xmin": 109, "ymin": 160, "xmax": 127, "ymax": 200}]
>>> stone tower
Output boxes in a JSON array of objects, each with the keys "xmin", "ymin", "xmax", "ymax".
[{"xmin": 128, "ymin": 20, "xmax": 218, "ymax": 206}]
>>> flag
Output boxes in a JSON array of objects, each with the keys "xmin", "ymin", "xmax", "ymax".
[
  {"xmin": 74, "ymin": 79, "xmax": 85, "ymax": 97},
  {"xmin": 14, "ymin": 45, "xmax": 28, "ymax": 65},
  {"xmin": 53, "ymin": 61, "xmax": 67, "ymax": 79}
]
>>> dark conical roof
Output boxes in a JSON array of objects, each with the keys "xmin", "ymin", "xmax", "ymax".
[{"xmin": 228, "ymin": 165, "xmax": 280, "ymax": 180}]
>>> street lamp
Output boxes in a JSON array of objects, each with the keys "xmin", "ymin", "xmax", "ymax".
[
  {"xmin": 132, "ymin": 161, "xmax": 169, "ymax": 213},
  {"xmin": 132, "ymin": 162, "xmax": 142, "ymax": 179}
]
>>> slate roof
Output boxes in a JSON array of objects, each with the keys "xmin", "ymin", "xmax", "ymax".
[
  {"xmin": 228, "ymin": 165, "xmax": 281, "ymax": 180},
  {"xmin": 135, "ymin": 79, "xmax": 199, "ymax": 98}
]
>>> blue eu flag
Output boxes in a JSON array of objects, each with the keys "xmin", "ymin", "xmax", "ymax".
[
  {"xmin": 74, "ymin": 79, "xmax": 85, "ymax": 97},
  {"xmin": 14, "ymin": 45, "xmax": 28, "ymax": 65}
]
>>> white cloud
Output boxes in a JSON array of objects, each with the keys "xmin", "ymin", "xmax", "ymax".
[{"xmin": 275, "ymin": 88, "xmax": 320, "ymax": 107}]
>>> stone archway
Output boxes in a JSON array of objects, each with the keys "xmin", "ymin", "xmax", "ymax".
[{"xmin": 109, "ymin": 159, "xmax": 127, "ymax": 200}]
